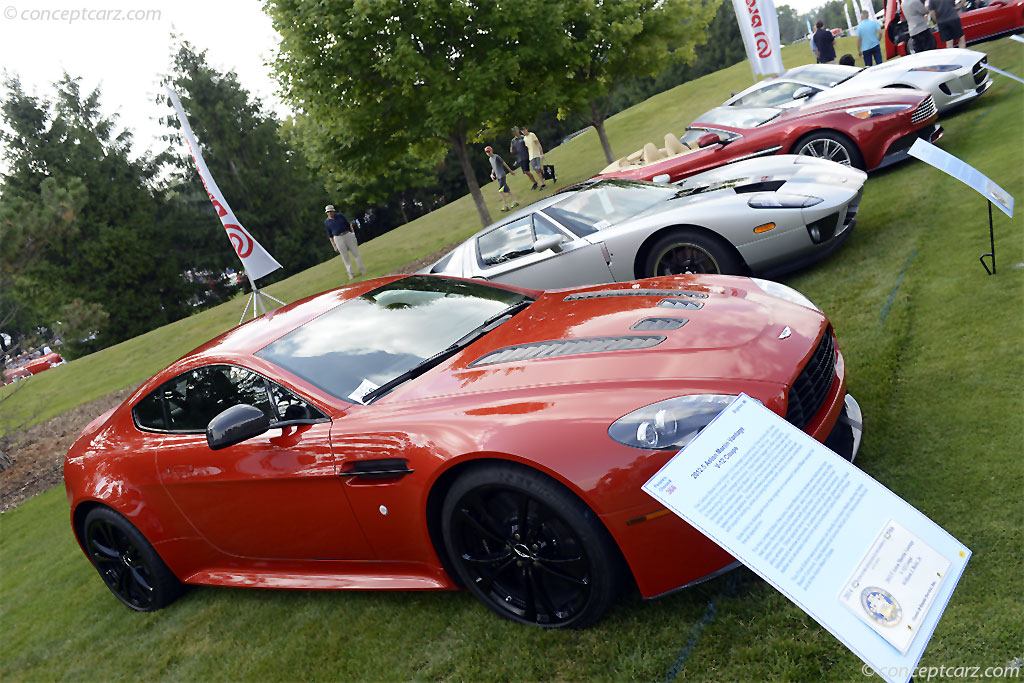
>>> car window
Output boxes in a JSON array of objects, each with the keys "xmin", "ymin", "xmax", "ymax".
[
  {"xmin": 269, "ymin": 382, "xmax": 324, "ymax": 422},
  {"xmin": 544, "ymin": 179, "xmax": 675, "ymax": 232},
  {"xmin": 734, "ymin": 82, "xmax": 816, "ymax": 107},
  {"xmin": 478, "ymin": 216, "xmax": 535, "ymax": 266}
]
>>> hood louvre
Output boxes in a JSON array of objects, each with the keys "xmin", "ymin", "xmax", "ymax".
[
  {"xmin": 564, "ymin": 289, "xmax": 707, "ymax": 302},
  {"xmin": 657, "ymin": 298, "xmax": 703, "ymax": 310},
  {"xmin": 470, "ymin": 335, "xmax": 666, "ymax": 367},
  {"xmin": 630, "ymin": 317, "xmax": 688, "ymax": 331}
]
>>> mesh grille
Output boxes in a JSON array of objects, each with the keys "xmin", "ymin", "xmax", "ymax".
[
  {"xmin": 630, "ymin": 317, "xmax": 688, "ymax": 331},
  {"xmin": 785, "ymin": 329, "xmax": 836, "ymax": 430},
  {"xmin": 565, "ymin": 289, "xmax": 707, "ymax": 301},
  {"xmin": 470, "ymin": 335, "xmax": 665, "ymax": 366},
  {"xmin": 911, "ymin": 96, "xmax": 936, "ymax": 124}
]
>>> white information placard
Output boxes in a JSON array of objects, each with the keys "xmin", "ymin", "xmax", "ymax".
[
  {"xmin": 643, "ymin": 395, "xmax": 971, "ymax": 683},
  {"xmin": 908, "ymin": 139, "xmax": 1014, "ymax": 218}
]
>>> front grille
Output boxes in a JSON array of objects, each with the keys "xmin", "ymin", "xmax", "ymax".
[
  {"xmin": 806, "ymin": 212, "xmax": 840, "ymax": 244},
  {"xmin": 470, "ymin": 335, "xmax": 665, "ymax": 366},
  {"xmin": 565, "ymin": 289, "xmax": 707, "ymax": 301},
  {"xmin": 785, "ymin": 329, "xmax": 836, "ymax": 430},
  {"xmin": 911, "ymin": 95, "xmax": 937, "ymax": 124}
]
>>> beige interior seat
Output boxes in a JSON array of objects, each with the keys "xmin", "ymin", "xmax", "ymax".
[
  {"xmin": 664, "ymin": 133, "xmax": 689, "ymax": 155},
  {"xmin": 641, "ymin": 143, "xmax": 665, "ymax": 166}
]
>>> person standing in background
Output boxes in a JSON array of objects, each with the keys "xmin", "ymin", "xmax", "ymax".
[
  {"xmin": 520, "ymin": 127, "xmax": 546, "ymax": 190},
  {"xmin": 856, "ymin": 10, "xmax": 883, "ymax": 66},
  {"xmin": 813, "ymin": 20, "xmax": 836, "ymax": 64},
  {"xmin": 510, "ymin": 129, "xmax": 539, "ymax": 190},
  {"xmin": 929, "ymin": 0, "xmax": 966, "ymax": 48},
  {"xmin": 324, "ymin": 204, "xmax": 365, "ymax": 280},
  {"xmin": 903, "ymin": 0, "xmax": 935, "ymax": 53}
]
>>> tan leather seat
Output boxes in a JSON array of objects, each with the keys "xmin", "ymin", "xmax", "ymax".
[
  {"xmin": 641, "ymin": 143, "xmax": 665, "ymax": 165},
  {"xmin": 664, "ymin": 133, "xmax": 689, "ymax": 155}
]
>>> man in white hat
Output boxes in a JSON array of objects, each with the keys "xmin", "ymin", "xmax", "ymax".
[{"xmin": 324, "ymin": 204, "xmax": 365, "ymax": 280}]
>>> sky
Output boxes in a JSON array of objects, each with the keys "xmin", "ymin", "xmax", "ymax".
[{"xmin": 0, "ymin": 0, "xmax": 287, "ymax": 162}]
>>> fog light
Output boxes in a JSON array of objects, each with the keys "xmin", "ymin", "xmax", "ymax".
[{"xmin": 810, "ymin": 226, "xmax": 821, "ymax": 241}]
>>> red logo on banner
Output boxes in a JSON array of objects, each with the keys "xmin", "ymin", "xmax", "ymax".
[
  {"xmin": 224, "ymin": 224, "xmax": 254, "ymax": 258},
  {"xmin": 746, "ymin": 0, "xmax": 774, "ymax": 58}
]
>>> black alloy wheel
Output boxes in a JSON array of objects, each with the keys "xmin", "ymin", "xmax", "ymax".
[
  {"xmin": 644, "ymin": 230, "xmax": 740, "ymax": 277},
  {"xmin": 794, "ymin": 131, "xmax": 865, "ymax": 170},
  {"xmin": 441, "ymin": 464, "xmax": 621, "ymax": 629},
  {"xmin": 82, "ymin": 506, "xmax": 182, "ymax": 611}
]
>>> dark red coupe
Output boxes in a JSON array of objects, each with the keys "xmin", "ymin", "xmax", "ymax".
[
  {"xmin": 65, "ymin": 274, "xmax": 863, "ymax": 628},
  {"xmin": 595, "ymin": 89, "xmax": 941, "ymax": 184}
]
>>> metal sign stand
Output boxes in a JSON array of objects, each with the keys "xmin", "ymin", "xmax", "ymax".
[
  {"xmin": 979, "ymin": 200, "xmax": 996, "ymax": 275},
  {"xmin": 239, "ymin": 275, "xmax": 286, "ymax": 324}
]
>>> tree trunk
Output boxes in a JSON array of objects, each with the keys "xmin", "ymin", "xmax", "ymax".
[
  {"xmin": 450, "ymin": 131, "xmax": 492, "ymax": 227},
  {"xmin": 591, "ymin": 101, "xmax": 614, "ymax": 164}
]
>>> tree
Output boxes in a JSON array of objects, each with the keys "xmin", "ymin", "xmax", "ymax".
[
  {"xmin": 266, "ymin": 0, "xmax": 571, "ymax": 228},
  {"xmin": 1, "ymin": 74, "xmax": 190, "ymax": 347},
  {"xmin": 555, "ymin": 0, "xmax": 717, "ymax": 164},
  {"xmin": 160, "ymin": 41, "xmax": 329, "ymax": 278}
]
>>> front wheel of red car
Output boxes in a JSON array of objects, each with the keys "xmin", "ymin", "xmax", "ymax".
[
  {"xmin": 82, "ymin": 506, "xmax": 183, "ymax": 611},
  {"xmin": 441, "ymin": 463, "xmax": 621, "ymax": 629},
  {"xmin": 794, "ymin": 132, "xmax": 865, "ymax": 170}
]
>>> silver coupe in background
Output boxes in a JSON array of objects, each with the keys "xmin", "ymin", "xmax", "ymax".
[
  {"xmin": 724, "ymin": 48, "xmax": 990, "ymax": 114},
  {"xmin": 424, "ymin": 155, "xmax": 866, "ymax": 288}
]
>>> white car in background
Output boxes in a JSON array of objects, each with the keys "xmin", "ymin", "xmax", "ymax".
[{"xmin": 725, "ymin": 49, "xmax": 991, "ymax": 114}]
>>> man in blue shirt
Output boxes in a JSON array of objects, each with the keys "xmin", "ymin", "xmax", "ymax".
[
  {"xmin": 324, "ymin": 204, "xmax": 365, "ymax": 280},
  {"xmin": 856, "ymin": 10, "xmax": 883, "ymax": 66}
]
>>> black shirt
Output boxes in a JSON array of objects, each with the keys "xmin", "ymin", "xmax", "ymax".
[{"xmin": 813, "ymin": 29, "xmax": 836, "ymax": 62}]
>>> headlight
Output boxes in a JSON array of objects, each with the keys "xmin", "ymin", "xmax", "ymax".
[
  {"xmin": 750, "ymin": 277, "xmax": 821, "ymax": 312},
  {"xmin": 910, "ymin": 65, "xmax": 959, "ymax": 72},
  {"xmin": 846, "ymin": 104, "xmax": 912, "ymax": 119},
  {"xmin": 608, "ymin": 394, "xmax": 735, "ymax": 450},
  {"xmin": 748, "ymin": 193, "xmax": 823, "ymax": 209}
]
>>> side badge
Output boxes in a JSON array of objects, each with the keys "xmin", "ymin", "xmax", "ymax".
[{"xmin": 778, "ymin": 326, "xmax": 792, "ymax": 340}]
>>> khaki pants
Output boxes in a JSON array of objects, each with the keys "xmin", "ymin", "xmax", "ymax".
[{"xmin": 332, "ymin": 232, "xmax": 364, "ymax": 278}]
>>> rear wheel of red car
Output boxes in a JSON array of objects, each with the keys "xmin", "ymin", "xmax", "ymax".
[
  {"xmin": 794, "ymin": 132, "xmax": 865, "ymax": 170},
  {"xmin": 441, "ymin": 463, "xmax": 621, "ymax": 629},
  {"xmin": 644, "ymin": 229, "xmax": 740, "ymax": 277},
  {"xmin": 82, "ymin": 506, "xmax": 182, "ymax": 611}
]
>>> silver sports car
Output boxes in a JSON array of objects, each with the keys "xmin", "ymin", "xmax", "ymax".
[
  {"xmin": 725, "ymin": 49, "xmax": 991, "ymax": 114},
  {"xmin": 424, "ymin": 156, "xmax": 866, "ymax": 288}
]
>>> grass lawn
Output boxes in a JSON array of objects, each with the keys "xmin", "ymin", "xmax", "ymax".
[{"xmin": 2, "ymin": 36, "xmax": 1022, "ymax": 681}]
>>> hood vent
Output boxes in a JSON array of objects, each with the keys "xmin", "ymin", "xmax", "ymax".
[
  {"xmin": 470, "ymin": 335, "xmax": 666, "ymax": 366},
  {"xmin": 657, "ymin": 298, "xmax": 703, "ymax": 310},
  {"xmin": 565, "ymin": 289, "xmax": 707, "ymax": 301},
  {"xmin": 631, "ymin": 317, "xmax": 688, "ymax": 331}
]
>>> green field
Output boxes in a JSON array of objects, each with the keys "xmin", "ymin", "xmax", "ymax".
[{"xmin": 2, "ymin": 36, "xmax": 1022, "ymax": 680}]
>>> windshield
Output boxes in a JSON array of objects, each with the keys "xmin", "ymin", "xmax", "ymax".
[
  {"xmin": 256, "ymin": 275, "xmax": 530, "ymax": 403},
  {"xmin": 694, "ymin": 107, "xmax": 781, "ymax": 129},
  {"xmin": 543, "ymin": 180, "xmax": 674, "ymax": 232},
  {"xmin": 786, "ymin": 64, "xmax": 861, "ymax": 86}
]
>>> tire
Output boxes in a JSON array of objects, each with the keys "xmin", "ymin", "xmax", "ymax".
[
  {"xmin": 441, "ymin": 463, "xmax": 621, "ymax": 629},
  {"xmin": 82, "ymin": 506, "xmax": 183, "ymax": 611},
  {"xmin": 643, "ymin": 229, "xmax": 741, "ymax": 277},
  {"xmin": 793, "ymin": 131, "xmax": 865, "ymax": 170}
]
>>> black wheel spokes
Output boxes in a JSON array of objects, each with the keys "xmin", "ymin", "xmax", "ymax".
[
  {"xmin": 660, "ymin": 246, "xmax": 713, "ymax": 275},
  {"xmin": 459, "ymin": 493, "xmax": 508, "ymax": 545},
  {"xmin": 87, "ymin": 520, "xmax": 155, "ymax": 608},
  {"xmin": 474, "ymin": 557, "xmax": 518, "ymax": 592},
  {"xmin": 515, "ymin": 493, "xmax": 533, "ymax": 543}
]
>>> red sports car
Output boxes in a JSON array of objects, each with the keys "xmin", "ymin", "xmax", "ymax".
[
  {"xmin": 884, "ymin": 0, "xmax": 1024, "ymax": 58},
  {"xmin": 3, "ymin": 351, "xmax": 64, "ymax": 384},
  {"xmin": 595, "ymin": 90, "xmax": 941, "ymax": 183},
  {"xmin": 65, "ymin": 274, "xmax": 863, "ymax": 628}
]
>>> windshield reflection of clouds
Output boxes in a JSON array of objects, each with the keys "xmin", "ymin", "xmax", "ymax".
[
  {"xmin": 258, "ymin": 278, "xmax": 523, "ymax": 401},
  {"xmin": 548, "ymin": 183, "xmax": 672, "ymax": 228}
]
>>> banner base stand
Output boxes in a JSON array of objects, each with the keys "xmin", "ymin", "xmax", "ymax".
[
  {"xmin": 240, "ymin": 276, "xmax": 286, "ymax": 324},
  {"xmin": 979, "ymin": 200, "xmax": 996, "ymax": 275}
]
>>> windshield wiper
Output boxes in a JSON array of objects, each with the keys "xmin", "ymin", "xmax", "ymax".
[{"xmin": 361, "ymin": 299, "xmax": 533, "ymax": 403}]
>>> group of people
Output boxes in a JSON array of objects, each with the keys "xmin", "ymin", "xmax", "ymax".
[
  {"xmin": 813, "ymin": 0, "xmax": 965, "ymax": 68},
  {"xmin": 485, "ymin": 126, "xmax": 547, "ymax": 212}
]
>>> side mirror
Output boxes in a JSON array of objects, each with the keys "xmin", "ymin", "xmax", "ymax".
[
  {"xmin": 207, "ymin": 404, "xmax": 270, "ymax": 450},
  {"xmin": 697, "ymin": 132, "xmax": 723, "ymax": 148},
  {"xmin": 533, "ymin": 234, "xmax": 565, "ymax": 253},
  {"xmin": 793, "ymin": 86, "xmax": 815, "ymax": 99}
]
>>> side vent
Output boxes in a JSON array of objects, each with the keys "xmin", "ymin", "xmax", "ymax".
[
  {"xmin": 631, "ymin": 317, "xmax": 688, "ymax": 331},
  {"xmin": 470, "ymin": 335, "xmax": 666, "ymax": 366},
  {"xmin": 657, "ymin": 298, "xmax": 703, "ymax": 310},
  {"xmin": 339, "ymin": 458, "xmax": 414, "ymax": 480},
  {"xmin": 565, "ymin": 289, "xmax": 707, "ymax": 301}
]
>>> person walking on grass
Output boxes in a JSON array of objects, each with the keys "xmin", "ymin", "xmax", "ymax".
[
  {"xmin": 484, "ymin": 146, "xmax": 519, "ymax": 212},
  {"xmin": 856, "ymin": 10, "xmax": 883, "ymax": 66},
  {"xmin": 520, "ymin": 127, "xmax": 546, "ymax": 189},
  {"xmin": 324, "ymin": 204, "xmax": 365, "ymax": 280},
  {"xmin": 510, "ymin": 130, "xmax": 539, "ymax": 189}
]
